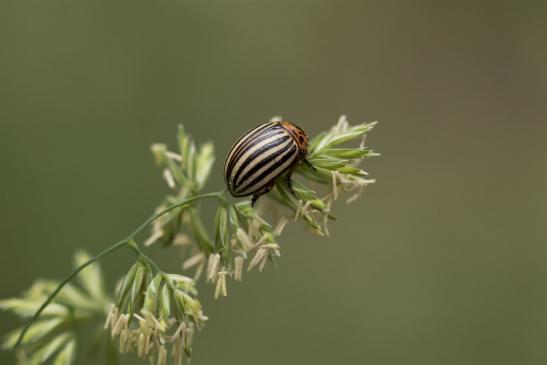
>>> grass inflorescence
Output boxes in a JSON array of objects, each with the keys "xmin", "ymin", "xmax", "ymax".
[{"xmin": 1, "ymin": 115, "xmax": 378, "ymax": 365}]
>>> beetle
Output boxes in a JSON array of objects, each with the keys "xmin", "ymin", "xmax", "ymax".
[{"xmin": 224, "ymin": 121, "xmax": 315, "ymax": 206}]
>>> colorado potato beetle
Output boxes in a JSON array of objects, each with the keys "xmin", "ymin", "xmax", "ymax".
[{"xmin": 224, "ymin": 121, "xmax": 314, "ymax": 205}]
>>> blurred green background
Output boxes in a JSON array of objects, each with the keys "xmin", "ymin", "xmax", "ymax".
[{"xmin": 1, "ymin": 1, "xmax": 546, "ymax": 364}]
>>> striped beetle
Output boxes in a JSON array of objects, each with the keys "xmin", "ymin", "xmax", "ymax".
[{"xmin": 224, "ymin": 121, "xmax": 315, "ymax": 206}]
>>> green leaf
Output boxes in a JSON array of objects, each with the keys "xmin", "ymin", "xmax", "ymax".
[
  {"xmin": 189, "ymin": 209, "xmax": 213, "ymax": 254},
  {"xmin": 275, "ymin": 180, "xmax": 323, "ymax": 234},
  {"xmin": 187, "ymin": 141, "xmax": 196, "ymax": 181},
  {"xmin": 228, "ymin": 204, "xmax": 245, "ymax": 234},
  {"xmin": 177, "ymin": 125, "xmax": 190, "ymax": 169},
  {"xmin": 143, "ymin": 274, "xmax": 163, "ymax": 315},
  {"xmin": 128, "ymin": 262, "xmax": 147, "ymax": 315},
  {"xmin": 168, "ymin": 274, "xmax": 198, "ymax": 295},
  {"xmin": 0, "ymin": 298, "xmax": 67, "ymax": 318},
  {"xmin": 174, "ymin": 290, "xmax": 203, "ymax": 323},
  {"xmin": 326, "ymin": 122, "xmax": 376, "ymax": 147},
  {"xmin": 166, "ymin": 156, "xmax": 188, "ymax": 187},
  {"xmin": 309, "ymin": 199, "xmax": 327, "ymax": 211},
  {"xmin": 307, "ymin": 158, "xmax": 347, "ymax": 170},
  {"xmin": 115, "ymin": 262, "xmax": 139, "ymax": 308},
  {"xmin": 292, "ymin": 181, "xmax": 317, "ymax": 201},
  {"xmin": 274, "ymin": 179, "xmax": 299, "ymax": 210},
  {"xmin": 308, "ymin": 131, "xmax": 329, "ymax": 154},
  {"xmin": 214, "ymin": 206, "xmax": 229, "ymax": 252},
  {"xmin": 338, "ymin": 166, "xmax": 367, "ymax": 175},
  {"xmin": 32, "ymin": 333, "xmax": 72, "ymax": 364},
  {"xmin": 2, "ymin": 317, "xmax": 64, "ymax": 349},
  {"xmin": 195, "ymin": 142, "xmax": 215, "ymax": 189},
  {"xmin": 293, "ymin": 166, "xmax": 331, "ymax": 184},
  {"xmin": 306, "ymin": 166, "xmax": 333, "ymax": 180},
  {"xmin": 159, "ymin": 283, "xmax": 171, "ymax": 322},
  {"xmin": 324, "ymin": 148, "xmax": 376, "ymax": 159},
  {"xmin": 54, "ymin": 283, "xmax": 95, "ymax": 312},
  {"xmin": 52, "ymin": 338, "xmax": 76, "ymax": 365}
]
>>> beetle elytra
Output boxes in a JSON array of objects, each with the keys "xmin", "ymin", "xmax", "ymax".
[{"xmin": 224, "ymin": 121, "xmax": 314, "ymax": 206}]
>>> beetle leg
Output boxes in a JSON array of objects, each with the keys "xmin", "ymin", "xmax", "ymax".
[
  {"xmin": 251, "ymin": 181, "xmax": 276, "ymax": 207},
  {"xmin": 303, "ymin": 158, "xmax": 317, "ymax": 171},
  {"xmin": 286, "ymin": 172, "xmax": 298, "ymax": 199}
]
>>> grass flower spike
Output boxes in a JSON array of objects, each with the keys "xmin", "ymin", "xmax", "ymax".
[
  {"xmin": 1, "ymin": 251, "xmax": 108, "ymax": 364},
  {"xmin": 1, "ymin": 115, "xmax": 378, "ymax": 364}
]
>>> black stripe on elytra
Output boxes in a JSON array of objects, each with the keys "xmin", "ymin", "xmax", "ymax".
[
  {"xmin": 226, "ymin": 129, "xmax": 286, "ymax": 180},
  {"xmin": 235, "ymin": 144, "xmax": 297, "ymax": 194},
  {"xmin": 234, "ymin": 137, "xmax": 293, "ymax": 187},
  {"xmin": 224, "ymin": 123, "xmax": 275, "ymax": 174},
  {"xmin": 232, "ymin": 134, "xmax": 290, "ymax": 186},
  {"xmin": 227, "ymin": 123, "xmax": 277, "ymax": 166},
  {"xmin": 229, "ymin": 124, "xmax": 283, "ymax": 167},
  {"xmin": 226, "ymin": 128, "xmax": 284, "ymax": 182}
]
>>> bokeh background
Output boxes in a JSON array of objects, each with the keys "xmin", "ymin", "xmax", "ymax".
[{"xmin": 1, "ymin": 1, "xmax": 546, "ymax": 364}]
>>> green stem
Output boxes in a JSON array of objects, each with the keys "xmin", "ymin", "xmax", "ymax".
[
  {"xmin": 14, "ymin": 190, "xmax": 224, "ymax": 350},
  {"xmin": 127, "ymin": 240, "xmax": 164, "ymax": 275},
  {"xmin": 127, "ymin": 191, "xmax": 225, "ymax": 239}
]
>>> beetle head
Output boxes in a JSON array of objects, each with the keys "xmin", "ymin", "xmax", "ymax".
[{"xmin": 280, "ymin": 121, "xmax": 309, "ymax": 156}]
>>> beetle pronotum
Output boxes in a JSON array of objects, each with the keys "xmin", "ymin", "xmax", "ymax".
[{"xmin": 224, "ymin": 121, "xmax": 314, "ymax": 206}]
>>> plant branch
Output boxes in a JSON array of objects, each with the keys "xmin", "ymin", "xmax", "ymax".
[
  {"xmin": 13, "ymin": 190, "xmax": 225, "ymax": 350},
  {"xmin": 127, "ymin": 240, "xmax": 164, "ymax": 276}
]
